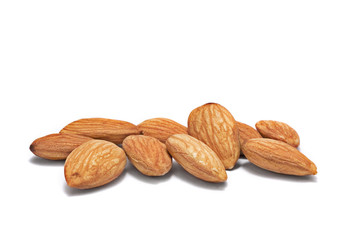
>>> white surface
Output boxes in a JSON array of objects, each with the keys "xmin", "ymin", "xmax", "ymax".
[{"xmin": 1, "ymin": 1, "xmax": 359, "ymax": 239}]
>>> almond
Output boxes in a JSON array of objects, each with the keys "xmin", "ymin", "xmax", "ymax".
[
  {"xmin": 60, "ymin": 118, "xmax": 140, "ymax": 144},
  {"xmin": 138, "ymin": 118, "xmax": 188, "ymax": 143},
  {"xmin": 122, "ymin": 135, "xmax": 172, "ymax": 176},
  {"xmin": 255, "ymin": 120, "xmax": 300, "ymax": 147},
  {"xmin": 236, "ymin": 121, "xmax": 262, "ymax": 155},
  {"xmin": 188, "ymin": 103, "xmax": 240, "ymax": 169},
  {"xmin": 242, "ymin": 138, "xmax": 317, "ymax": 176},
  {"xmin": 64, "ymin": 139, "xmax": 127, "ymax": 189},
  {"xmin": 166, "ymin": 134, "xmax": 227, "ymax": 182},
  {"xmin": 30, "ymin": 133, "xmax": 92, "ymax": 160}
]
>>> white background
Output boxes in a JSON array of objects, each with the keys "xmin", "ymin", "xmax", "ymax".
[{"xmin": 1, "ymin": 1, "xmax": 359, "ymax": 239}]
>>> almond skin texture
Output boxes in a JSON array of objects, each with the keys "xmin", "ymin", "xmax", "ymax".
[
  {"xmin": 64, "ymin": 139, "xmax": 126, "ymax": 189},
  {"xmin": 30, "ymin": 133, "xmax": 92, "ymax": 160},
  {"xmin": 242, "ymin": 138, "xmax": 317, "ymax": 176},
  {"xmin": 236, "ymin": 121, "xmax": 262, "ymax": 155},
  {"xmin": 166, "ymin": 134, "xmax": 227, "ymax": 183},
  {"xmin": 60, "ymin": 118, "xmax": 140, "ymax": 144},
  {"xmin": 188, "ymin": 103, "xmax": 240, "ymax": 169},
  {"xmin": 122, "ymin": 135, "xmax": 172, "ymax": 176},
  {"xmin": 138, "ymin": 118, "xmax": 188, "ymax": 143},
  {"xmin": 255, "ymin": 120, "xmax": 300, "ymax": 147}
]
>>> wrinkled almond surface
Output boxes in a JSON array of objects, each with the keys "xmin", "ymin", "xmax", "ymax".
[
  {"xmin": 138, "ymin": 118, "xmax": 188, "ymax": 143},
  {"xmin": 188, "ymin": 103, "xmax": 240, "ymax": 169},
  {"xmin": 166, "ymin": 134, "xmax": 227, "ymax": 182},
  {"xmin": 60, "ymin": 118, "xmax": 140, "ymax": 144},
  {"xmin": 256, "ymin": 120, "xmax": 300, "ymax": 147},
  {"xmin": 123, "ymin": 135, "xmax": 172, "ymax": 176},
  {"xmin": 236, "ymin": 121, "xmax": 262, "ymax": 155},
  {"xmin": 30, "ymin": 133, "xmax": 92, "ymax": 160},
  {"xmin": 64, "ymin": 139, "xmax": 126, "ymax": 189},
  {"xmin": 243, "ymin": 138, "xmax": 317, "ymax": 176}
]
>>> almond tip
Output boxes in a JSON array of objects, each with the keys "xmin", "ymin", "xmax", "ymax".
[
  {"xmin": 311, "ymin": 163, "xmax": 317, "ymax": 175},
  {"xmin": 29, "ymin": 144, "xmax": 35, "ymax": 153}
]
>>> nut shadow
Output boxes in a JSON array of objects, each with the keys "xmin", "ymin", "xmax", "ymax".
[
  {"xmin": 172, "ymin": 162, "xmax": 227, "ymax": 190},
  {"xmin": 126, "ymin": 162, "xmax": 173, "ymax": 184},
  {"xmin": 63, "ymin": 168, "xmax": 127, "ymax": 197},
  {"xmin": 29, "ymin": 156, "xmax": 65, "ymax": 166},
  {"xmin": 241, "ymin": 161, "xmax": 317, "ymax": 182}
]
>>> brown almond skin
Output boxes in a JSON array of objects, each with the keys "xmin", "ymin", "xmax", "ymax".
[
  {"xmin": 30, "ymin": 133, "xmax": 92, "ymax": 160},
  {"xmin": 122, "ymin": 135, "xmax": 172, "ymax": 176},
  {"xmin": 243, "ymin": 138, "xmax": 317, "ymax": 176},
  {"xmin": 188, "ymin": 103, "xmax": 240, "ymax": 169},
  {"xmin": 138, "ymin": 118, "xmax": 188, "ymax": 143},
  {"xmin": 60, "ymin": 118, "xmax": 140, "ymax": 144},
  {"xmin": 166, "ymin": 134, "xmax": 227, "ymax": 183},
  {"xmin": 64, "ymin": 139, "xmax": 127, "ymax": 189},
  {"xmin": 236, "ymin": 121, "xmax": 262, "ymax": 155},
  {"xmin": 255, "ymin": 120, "xmax": 300, "ymax": 147}
]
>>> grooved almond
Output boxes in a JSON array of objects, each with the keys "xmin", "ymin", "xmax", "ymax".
[
  {"xmin": 122, "ymin": 135, "xmax": 172, "ymax": 176},
  {"xmin": 255, "ymin": 120, "xmax": 300, "ymax": 147},
  {"xmin": 166, "ymin": 134, "xmax": 227, "ymax": 183},
  {"xmin": 64, "ymin": 139, "xmax": 126, "ymax": 189},
  {"xmin": 30, "ymin": 133, "xmax": 92, "ymax": 160},
  {"xmin": 188, "ymin": 103, "xmax": 240, "ymax": 169},
  {"xmin": 138, "ymin": 118, "xmax": 188, "ymax": 143},
  {"xmin": 236, "ymin": 121, "xmax": 262, "ymax": 155},
  {"xmin": 243, "ymin": 138, "xmax": 317, "ymax": 176},
  {"xmin": 60, "ymin": 118, "xmax": 140, "ymax": 144}
]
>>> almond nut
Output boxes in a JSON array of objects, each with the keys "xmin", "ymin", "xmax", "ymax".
[
  {"xmin": 242, "ymin": 138, "xmax": 317, "ymax": 176},
  {"xmin": 30, "ymin": 133, "xmax": 92, "ymax": 160},
  {"xmin": 188, "ymin": 103, "xmax": 240, "ymax": 169},
  {"xmin": 255, "ymin": 120, "xmax": 300, "ymax": 147},
  {"xmin": 138, "ymin": 118, "xmax": 188, "ymax": 143},
  {"xmin": 60, "ymin": 118, "xmax": 140, "ymax": 144},
  {"xmin": 122, "ymin": 135, "xmax": 172, "ymax": 176},
  {"xmin": 166, "ymin": 134, "xmax": 227, "ymax": 182},
  {"xmin": 64, "ymin": 139, "xmax": 127, "ymax": 189}
]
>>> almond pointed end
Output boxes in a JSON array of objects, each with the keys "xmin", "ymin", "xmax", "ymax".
[
  {"xmin": 29, "ymin": 144, "xmax": 35, "ymax": 153},
  {"xmin": 310, "ymin": 162, "xmax": 317, "ymax": 175}
]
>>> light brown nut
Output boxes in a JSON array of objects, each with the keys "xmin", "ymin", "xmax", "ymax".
[
  {"xmin": 30, "ymin": 133, "xmax": 92, "ymax": 160},
  {"xmin": 242, "ymin": 138, "xmax": 317, "ymax": 176},
  {"xmin": 122, "ymin": 135, "xmax": 172, "ymax": 176},
  {"xmin": 255, "ymin": 120, "xmax": 300, "ymax": 147},
  {"xmin": 137, "ymin": 118, "xmax": 188, "ymax": 143},
  {"xmin": 166, "ymin": 134, "xmax": 227, "ymax": 183},
  {"xmin": 188, "ymin": 103, "xmax": 240, "ymax": 169},
  {"xmin": 64, "ymin": 139, "xmax": 126, "ymax": 189},
  {"xmin": 236, "ymin": 121, "xmax": 262, "ymax": 155},
  {"xmin": 60, "ymin": 118, "xmax": 140, "ymax": 144}
]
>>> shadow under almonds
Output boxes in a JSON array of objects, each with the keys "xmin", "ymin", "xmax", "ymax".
[
  {"xmin": 63, "ymin": 168, "xmax": 127, "ymax": 197},
  {"xmin": 126, "ymin": 163, "xmax": 173, "ymax": 184},
  {"xmin": 172, "ymin": 162, "xmax": 227, "ymax": 190},
  {"xmin": 241, "ymin": 162, "xmax": 317, "ymax": 182},
  {"xmin": 29, "ymin": 156, "xmax": 65, "ymax": 166}
]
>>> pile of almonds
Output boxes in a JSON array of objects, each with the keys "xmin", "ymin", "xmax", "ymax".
[{"xmin": 30, "ymin": 103, "xmax": 317, "ymax": 189}]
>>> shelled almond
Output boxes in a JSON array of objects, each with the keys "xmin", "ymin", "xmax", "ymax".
[
  {"xmin": 188, "ymin": 103, "xmax": 240, "ymax": 170},
  {"xmin": 242, "ymin": 138, "xmax": 316, "ymax": 176},
  {"xmin": 30, "ymin": 133, "xmax": 92, "ymax": 160},
  {"xmin": 64, "ymin": 139, "xmax": 127, "ymax": 189},
  {"xmin": 255, "ymin": 120, "xmax": 300, "ymax": 147},
  {"xmin": 60, "ymin": 118, "xmax": 140, "ymax": 144},
  {"xmin": 138, "ymin": 118, "xmax": 187, "ymax": 143},
  {"xmin": 166, "ymin": 134, "xmax": 227, "ymax": 182},
  {"xmin": 123, "ymin": 135, "xmax": 172, "ymax": 176}
]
